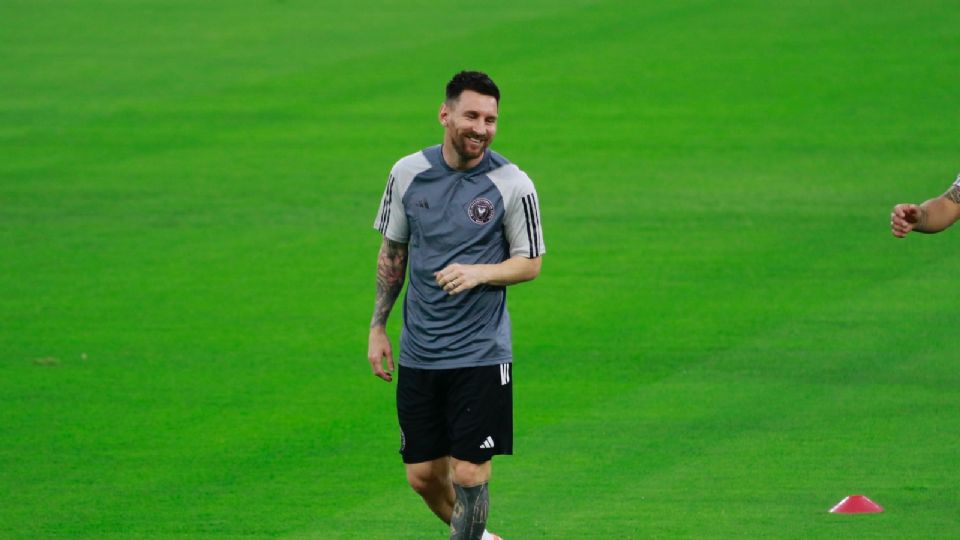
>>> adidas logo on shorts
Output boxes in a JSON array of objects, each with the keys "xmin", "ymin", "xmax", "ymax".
[{"xmin": 480, "ymin": 436, "xmax": 495, "ymax": 449}]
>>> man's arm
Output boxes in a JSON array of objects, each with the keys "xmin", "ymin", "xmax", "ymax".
[
  {"xmin": 367, "ymin": 238, "xmax": 408, "ymax": 382},
  {"xmin": 434, "ymin": 256, "xmax": 541, "ymax": 296},
  {"xmin": 891, "ymin": 185, "xmax": 960, "ymax": 237}
]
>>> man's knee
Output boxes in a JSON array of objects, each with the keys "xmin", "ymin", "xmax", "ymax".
[
  {"xmin": 406, "ymin": 470, "xmax": 435, "ymax": 495},
  {"xmin": 450, "ymin": 458, "xmax": 491, "ymax": 487},
  {"xmin": 405, "ymin": 460, "xmax": 449, "ymax": 495}
]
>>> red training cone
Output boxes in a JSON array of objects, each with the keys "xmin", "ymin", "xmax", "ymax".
[{"xmin": 829, "ymin": 495, "xmax": 884, "ymax": 514}]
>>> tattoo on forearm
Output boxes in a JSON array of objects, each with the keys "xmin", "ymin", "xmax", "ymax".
[
  {"xmin": 371, "ymin": 239, "xmax": 408, "ymax": 328},
  {"xmin": 946, "ymin": 185, "xmax": 960, "ymax": 205},
  {"xmin": 919, "ymin": 206, "xmax": 929, "ymax": 229}
]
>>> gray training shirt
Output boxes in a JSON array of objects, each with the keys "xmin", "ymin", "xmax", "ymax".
[{"xmin": 374, "ymin": 145, "xmax": 546, "ymax": 370}]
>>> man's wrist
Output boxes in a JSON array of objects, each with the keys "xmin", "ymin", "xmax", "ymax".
[
  {"xmin": 478, "ymin": 264, "xmax": 494, "ymax": 286},
  {"xmin": 917, "ymin": 205, "xmax": 929, "ymax": 230}
]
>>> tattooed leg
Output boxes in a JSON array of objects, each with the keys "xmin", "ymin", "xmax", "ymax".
[{"xmin": 450, "ymin": 483, "xmax": 489, "ymax": 540}]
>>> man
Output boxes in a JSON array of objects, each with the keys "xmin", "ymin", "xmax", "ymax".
[
  {"xmin": 367, "ymin": 71, "xmax": 545, "ymax": 540},
  {"xmin": 891, "ymin": 174, "xmax": 960, "ymax": 237}
]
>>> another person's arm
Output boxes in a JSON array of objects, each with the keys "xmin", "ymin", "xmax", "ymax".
[{"xmin": 891, "ymin": 183, "xmax": 960, "ymax": 237}]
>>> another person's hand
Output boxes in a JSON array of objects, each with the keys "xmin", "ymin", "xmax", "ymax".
[
  {"xmin": 367, "ymin": 327, "xmax": 395, "ymax": 382},
  {"xmin": 891, "ymin": 203, "xmax": 922, "ymax": 238}
]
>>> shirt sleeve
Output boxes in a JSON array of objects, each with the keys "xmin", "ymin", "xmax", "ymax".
[
  {"xmin": 503, "ymin": 174, "xmax": 546, "ymax": 258},
  {"xmin": 373, "ymin": 170, "xmax": 409, "ymax": 242}
]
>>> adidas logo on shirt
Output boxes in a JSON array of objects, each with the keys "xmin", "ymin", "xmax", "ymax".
[{"xmin": 480, "ymin": 436, "xmax": 495, "ymax": 449}]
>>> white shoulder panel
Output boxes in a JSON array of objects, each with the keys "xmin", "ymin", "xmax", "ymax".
[
  {"xmin": 373, "ymin": 151, "xmax": 432, "ymax": 242},
  {"xmin": 487, "ymin": 164, "xmax": 546, "ymax": 258}
]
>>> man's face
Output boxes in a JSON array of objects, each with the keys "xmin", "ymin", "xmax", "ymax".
[{"xmin": 440, "ymin": 90, "xmax": 499, "ymax": 165}]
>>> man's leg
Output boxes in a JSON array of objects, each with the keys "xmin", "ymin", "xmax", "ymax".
[
  {"xmin": 445, "ymin": 364, "xmax": 511, "ymax": 540},
  {"xmin": 405, "ymin": 457, "xmax": 455, "ymax": 524},
  {"xmin": 398, "ymin": 366, "xmax": 455, "ymax": 523},
  {"xmin": 449, "ymin": 459, "xmax": 492, "ymax": 540}
]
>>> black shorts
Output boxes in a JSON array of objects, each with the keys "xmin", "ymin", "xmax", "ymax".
[{"xmin": 397, "ymin": 363, "xmax": 513, "ymax": 464}]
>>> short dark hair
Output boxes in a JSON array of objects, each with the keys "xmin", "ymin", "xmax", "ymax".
[{"xmin": 445, "ymin": 70, "xmax": 500, "ymax": 103}]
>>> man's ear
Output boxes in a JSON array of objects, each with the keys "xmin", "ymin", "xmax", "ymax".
[{"xmin": 438, "ymin": 102, "xmax": 449, "ymax": 126}]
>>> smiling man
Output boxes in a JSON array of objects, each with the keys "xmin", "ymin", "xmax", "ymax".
[{"xmin": 368, "ymin": 71, "xmax": 545, "ymax": 540}]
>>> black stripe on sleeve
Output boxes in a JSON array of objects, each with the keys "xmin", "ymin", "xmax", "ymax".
[
  {"xmin": 521, "ymin": 195, "xmax": 535, "ymax": 258},
  {"xmin": 529, "ymin": 193, "xmax": 541, "ymax": 256},
  {"xmin": 378, "ymin": 174, "xmax": 395, "ymax": 234}
]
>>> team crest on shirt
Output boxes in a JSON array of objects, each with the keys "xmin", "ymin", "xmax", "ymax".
[{"xmin": 467, "ymin": 198, "xmax": 495, "ymax": 225}]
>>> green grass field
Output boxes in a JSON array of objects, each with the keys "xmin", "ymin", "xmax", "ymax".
[{"xmin": 3, "ymin": 0, "xmax": 960, "ymax": 538}]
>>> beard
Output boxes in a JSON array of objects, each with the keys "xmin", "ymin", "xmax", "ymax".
[{"xmin": 450, "ymin": 131, "xmax": 489, "ymax": 161}]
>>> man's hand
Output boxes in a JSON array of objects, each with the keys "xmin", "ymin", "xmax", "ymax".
[
  {"xmin": 368, "ymin": 327, "xmax": 395, "ymax": 382},
  {"xmin": 436, "ymin": 257, "xmax": 542, "ymax": 295},
  {"xmin": 891, "ymin": 203, "xmax": 924, "ymax": 238},
  {"xmin": 435, "ymin": 263, "xmax": 488, "ymax": 296}
]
